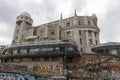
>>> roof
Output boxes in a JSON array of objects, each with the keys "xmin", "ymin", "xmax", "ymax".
[
  {"xmin": 6, "ymin": 40, "xmax": 77, "ymax": 49},
  {"xmin": 93, "ymin": 42, "xmax": 120, "ymax": 48},
  {"xmin": 20, "ymin": 12, "xmax": 31, "ymax": 17}
]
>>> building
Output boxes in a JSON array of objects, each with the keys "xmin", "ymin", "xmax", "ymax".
[
  {"xmin": 0, "ymin": 40, "xmax": 80, "ymax": 76},
  {"xmin": 12, "ymin": 10, "xmax": 100, "ymax": 53},
  {"xmin": 79, "ymin": 42, "xmax": 120, "ymax": 79},
  {"xmin": 0, "ymin": 11, "xmax": 120, "ymax": 79},
  {"xmin": 92, "ymin": 42, "xmax": 120, "ymax": 56}
]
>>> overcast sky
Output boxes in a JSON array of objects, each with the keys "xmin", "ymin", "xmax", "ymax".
[{"xmin": 0, "ymin": 0, "xmax": 120, "ymax": 45}]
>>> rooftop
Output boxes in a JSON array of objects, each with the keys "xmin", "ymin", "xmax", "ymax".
[
  {"xmin": 20, "ymin": 12, "xmax": 31, "ymax": 17},
  {"xmin": 94, "ymin": 42, "xmax": 120, "ymax": 48}
]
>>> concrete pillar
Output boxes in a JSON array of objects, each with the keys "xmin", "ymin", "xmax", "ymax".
[
  {"xmin": 85, "ymin": 30, "xmax": 89, "ymax": 46},
  {"xmin": 92, "ymin": 31, "xmax": 95, "ymax": 45},
  {"xmin": 84, "ymin": 17, "xmax": 87, "ymax": 25},
  {"xmin": 57, "ymin": 26, "xmax": 60, "ymax": 40}
]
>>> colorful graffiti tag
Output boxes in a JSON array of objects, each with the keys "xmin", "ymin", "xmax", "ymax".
[
  {"xmin": 0, "ymin": 73, "xmax": 38, "ymax": 80},
  {"xmin": 29, "ymin": 65, "xmax": 62, "ymax": 74}
]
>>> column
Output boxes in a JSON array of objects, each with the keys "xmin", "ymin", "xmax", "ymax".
[
  {"xmin": 85, "ymin": 30, "xmax": 89, "ymax": 46},
  {"xmin": 92, "ymin": 31, "xmax": 96, "ymax": 45}
]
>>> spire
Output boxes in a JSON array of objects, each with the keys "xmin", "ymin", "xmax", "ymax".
[
  {"xmin": 60, "ymin": 13, "xmax": 63, "ymax": 20},
  {"xmin": 74, "ymin": 9, "xmax": 77, "ymax": 16}
]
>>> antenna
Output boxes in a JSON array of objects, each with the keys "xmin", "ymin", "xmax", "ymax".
[
  {"xmin": 60, "ymin": 13, "xmax": 63, "ymax": 20},
  {"xmin": 74, "ymin": 9, "xmax": 77, "ymax": 16}
]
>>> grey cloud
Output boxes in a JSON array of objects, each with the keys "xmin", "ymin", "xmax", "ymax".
[
  {"xmin": 0, "ymin": 0, "xmax": 20, "ymax": 24},
  {"xmin": 71, "ymin": 0, "xmax": 86, "ymax": 13},
  {"xmin": 19, "ymin": 0, "xmax": 59, "ymax": 24},
  {"xmin": 100, "ymin": 1, "xmax": 120, "ymax": 42},
  {"xmin": 0, "ymin": 0, "xmax": 20, "ymax": 44},
  {"xmin": 0, "ymin": 0, "xmax": 120, "ymax": 45}
]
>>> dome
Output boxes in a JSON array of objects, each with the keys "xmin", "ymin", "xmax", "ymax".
[
  {"xmin": 92, "ymin": 14, "xmax": 97, "ymax": 17},
  {"xmin": 20, "ymin": 12, "xmax": 31, "ymax": 17}
]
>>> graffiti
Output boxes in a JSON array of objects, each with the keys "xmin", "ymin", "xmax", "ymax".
[
  {"xmin": 28, "ymin": 65, "xmax": 62, "ymax": 75},
  {"xmin": 84, "ymin": 59, "xmax": 120, "ymax": 72},
  {"xmin": 0, "ymin": 73, "xmax": 38, "ymax": 80},
  {"xmin": 1, "ymin": 64, "xmax": 27, "ymax": 73},
  {"xmin": 80, "ymin": 57, "xmax": 120, "ymax": 79},
  {"xmin": 0, "ymin": 64, "xmax": 62, "ymax": 75}
]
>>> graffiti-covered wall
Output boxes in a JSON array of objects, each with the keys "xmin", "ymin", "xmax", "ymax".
[
  {"xmin": 0, "ymin": 64, "xmax": 62, "ymax": 75},
  {"xmin": 0, "ymin": 73, "xmax": 38, "ymax": 80}
]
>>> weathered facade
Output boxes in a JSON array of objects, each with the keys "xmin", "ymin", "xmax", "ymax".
[{"xmin": 12, "ymin": 11, "xmax": 100, "ymax": 53}]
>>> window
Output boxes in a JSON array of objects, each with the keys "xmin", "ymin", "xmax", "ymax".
[
  {"xmin": 30, "ymin": 48, "xmax": 39, "ymax": 54},
  {"xmin": 17, "ymin": 21, "xmax": 22, "ymax": 25},
  {"xmin": 78, "ymin": 21, "xmax": 81, "ymax": 25},
  {"xmin": 67, "ymin": 57, "xmax": 73, "ymax": 63},
  {"xmin": 88, "ymin": 21, "xmax": 90, "ymax": 25},
  {"xmin": 16, "ymin": 30, "xmax": 19, "ymax": 33},
  {"xmin": 95, "ymin": 40, "xmax": 98, "ymax": 45},
  {"xmin": 22, "ymin": 35, "xmax": 24, "ymax": 39},
  {"xmin": 33, "ymin": 27, "xmax": 37, "ymax": 35},
  {"xmin": 67, "ymin": 47, "xmax": 74, "ymax": 52},
  {"xmin": 32, "ymin": 57, "xmax": 40, "ymax": 61},
  {"xmin": 41, "ymin": 30, "xmax": 43, "ymax": 34},
  {"xmin": 93, "ymin": 19, "xmax": 96, "ymax": 25},
  {"xmin": 88, "ymin": 31, "xmax": 92, "ymax": 36},
  {"xmin": 13, "ymin": 59, "xmax": 20, "ymax": 62},
  {"xmin": 66, "ymin": 22, "xmax": 70, "ymax": 27},
  {"xmin": 66, "ymin": 31, "xmax": 71, "ymax": 34},
  {"xmin": 29, "ymin": 19, "xmax": 31, "ymax": 21},
  {"xmin": 79, "ymin": 30, "xmax": 81, "ymax": 35},
  {"xmin": 55, "ymin": 47, "xmax": 60, "ymax": 52},
  {"xmin": 13, "ymin": 50, "xmax": 18, "ymax": 55},
  {"xmin": 28, "ymin": 28, "xmax": 34, "ymax": 36},
  {"xmin": 51, "ymin": 31, "xmax": 55, "ymax": 35},
  {"xmin": 81, "ymin": 48, "xmax": 83, "ymax": 52},
  {"xmin": 94, "ymin": 32, "xmax": 97, "ymax": 37},
  {"xmin": 5, "ymin": 59, "xmax": 10, "ymax": 63},
  {"xmin": 50, "ymin": 38, "xmax": 55, "ymax": 40},
  {"xmin": 51, "ymin": 56, "xmax": 57, "ymax": 61},
  {"xmin": 105, "ymin": 49, "xmax": 109, "ymax": 53},
  {"xmin": 80, "ymin": 38, "xmax": 82, "ymax": 45},
  {"xmin": 20, "ymin": 49, "xmax": 27, "ymax": 55},
  {"xmin": 15, "ymin": 36, "xmax": 18, "ymax": 40},
  {"xmin": 27, "ymin": 27, "xmax": 37, "ymax": 36},
  {"xmin": 21, "ymin": 58, "xmax": 30, "ymax": 62},
  {"xmin": 66, "ymin": 31, "xmax": 71, "ymax": 37},
  {"xmin": 26, "ymin": 17, "xmax": 28, "ymax": 20},
  {"xmin": 41, "ymin": 47, "xmax": 53, "ymax": 52},
  {"xmin": 117, "ymin": 49, "xmax": 120, "ymax": 56},
  {"xmin": 89, "ymin": 39, "xmax": 93, "ymax": 45},
  {"xmin": 44, "ymin": 57, "xmax": 50, "ymax": 61}
]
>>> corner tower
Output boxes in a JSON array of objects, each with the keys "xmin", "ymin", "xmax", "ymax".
[{"xmin": 12, "ymin": 12, "xmax": 33, "ymax": 44}]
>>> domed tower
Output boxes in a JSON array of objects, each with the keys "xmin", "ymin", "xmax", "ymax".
[
  {"xmin": 92, "ymin": 14, "xmax": 97, "ymax": 25},
  {"xmin": 12, "ymin": 12, "xmax": 33, "ymax": 44}
]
